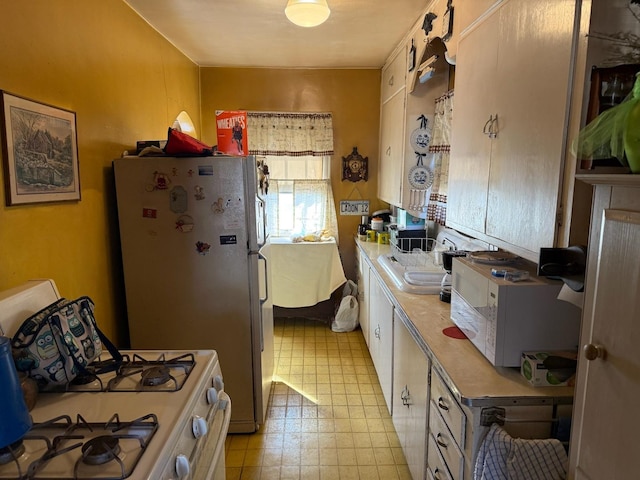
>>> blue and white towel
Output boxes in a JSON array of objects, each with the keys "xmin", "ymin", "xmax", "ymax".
[{"xmin": 473, "ymin": 423, "xmax": 568, "ymax": 480}]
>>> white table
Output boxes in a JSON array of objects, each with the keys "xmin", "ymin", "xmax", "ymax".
[{"xmin": 268, "ymin": 238, "xmax": 346, "ymax": 308}]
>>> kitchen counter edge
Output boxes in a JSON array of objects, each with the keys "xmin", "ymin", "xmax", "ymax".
[{"xmin": 356, "ymin": 238, "xmax": 574, "ymax": 407}]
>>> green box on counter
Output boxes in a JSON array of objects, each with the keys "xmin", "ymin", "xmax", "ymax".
[{"xmin": 520, "ymin": 351, "xmax": 577, "ymax": 387}]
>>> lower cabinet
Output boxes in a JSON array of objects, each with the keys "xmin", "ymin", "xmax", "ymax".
[
  {"xmin": 392, "ymin": 312, "xmax": 430, "ymax": 480},
  {"xmin": 428, "ymin": 370, "xmax": 466, "ymax": 480},
  {"xmin": 356, "ymin": 248, "xmax": 370, "ymax": 347},
  {"xmin": 356, "ymin": 245, "xmax": 570, "ymax": 480},
  {"xmin": 368, "ymin": 273, "xmax": 394, "ymax": 413}
]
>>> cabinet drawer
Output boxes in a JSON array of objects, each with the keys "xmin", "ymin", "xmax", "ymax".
[
  {"xmin": 427, "ymin": 434, "xmax": 454, "ymax": 480},
  {"xmin": 429, "ymin": 405, "xmax": 464, "ymax": 480},
  {"xmin": 431, "ymin": 370, "xmax": 466, "ymax": 448},
  {"xmin": 381, "ymin": 47, "xmax": 407, "ymax": 102}
]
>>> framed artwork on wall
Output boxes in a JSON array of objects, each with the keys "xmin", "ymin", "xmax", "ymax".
[{"xmin": 0, "ymin": 91, "xmax": 80, "ymax": 205}]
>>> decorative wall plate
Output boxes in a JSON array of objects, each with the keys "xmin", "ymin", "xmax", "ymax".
[
  {"xmin": 408, "ymin": 165, "xmax": 434, "ymax": 190},
  {"xmin": 410, "ymin": 127, "xmax": 431, "ymax": 154}
]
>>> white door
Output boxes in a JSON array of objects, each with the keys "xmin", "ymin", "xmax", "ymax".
[{"xmin": 570, "ymin": 209, "xmax": 640, "ymax": 479}]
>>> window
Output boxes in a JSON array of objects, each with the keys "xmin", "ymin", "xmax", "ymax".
[{"xmin": 248, "ymin": 113, "xmax": 338, "ymax": 242}]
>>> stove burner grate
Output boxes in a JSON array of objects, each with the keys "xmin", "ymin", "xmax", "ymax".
[
  {"xmin": 141, "ymin": 365, "xmax": 171, "ymax": 386},
  {"xmin": 107, "ymin": 352, "xmax": 196, "ymax": 392},
  {"xmin": 9, "ymin": 413, "xmax": 159, "ymax": 480},
  {"xmin": 81, "ymin": 435, "xmax": 121, "ymax": 465}
]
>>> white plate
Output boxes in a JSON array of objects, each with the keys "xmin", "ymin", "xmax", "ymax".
[
  {"xmin": 407, "ymin": 165, "xmax": 434, "ymax": 190},
  {"xmin": 410, "ymin": 127, "xmax": 431, "ymax": 153}
]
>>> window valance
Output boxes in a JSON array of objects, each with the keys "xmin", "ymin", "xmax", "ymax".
[{"xmin": 247, "ymin": 112, "xmax": 334, "ymax": 157}]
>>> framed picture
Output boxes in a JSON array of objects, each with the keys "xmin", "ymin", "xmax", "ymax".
[{"xmin": 1, "ymin": 91, "xmax": 80, "ymax": 205}]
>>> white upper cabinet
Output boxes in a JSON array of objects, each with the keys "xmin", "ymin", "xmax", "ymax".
[
  {"xmin": 448, "ymin": 0, "xmax": 577, "ymax": 261},
  {"xmin": 378, "ymin": 47, "xmax": 407, "ymax": 206}
]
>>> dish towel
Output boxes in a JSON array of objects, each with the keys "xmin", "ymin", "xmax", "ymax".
[{"xmin": 474, "ymin": 423, "xmax": 568, "ymax": 480}]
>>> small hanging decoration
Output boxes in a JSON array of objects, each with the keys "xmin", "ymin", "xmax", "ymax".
[
  {"xmin": 257, "ymin": 158, "xmax": 270, "ymax": 195},
  {"xmin": 408, "ymin": 152, "xmax": 434, "ymax": 191},
  {"xmin": 342, "ymin": 147, "xmax": 368, "ymax": 182},
  {"xmin": 410, "ymin": 115, "xmax": 432, "ymax": 154}
]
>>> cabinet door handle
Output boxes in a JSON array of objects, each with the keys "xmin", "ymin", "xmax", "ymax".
[
  {"xmin": 389, "ymin": 75, "xmax": 394, "ymax": 86},
  {"xmin": 401, "ymin": 385, "xmax": 411, "ymax": 406},
  {"xmin": 436, "ymin": 432, "xmax": 449, "ymax": 448},
  {"xmin": 489, "ymin": 114, "xmax": 499, "ymax": 139},
  {"xmin": 386, "ymin": 146, "xmax": 391, "ymax": 156},
  {"xmin": 482, "ymin": 115, "xmax": 494, "ymax": 135},
  {"xmin": 437, "ymin": 397, "xmax": 449, "ymax": 411},
  {"xmin": 433, "ymin": 467, "xmax": 443, "ymax": 480},
  {"xmin": 374, "ymin": 325, "xmax": 381, "ymax": 339}
]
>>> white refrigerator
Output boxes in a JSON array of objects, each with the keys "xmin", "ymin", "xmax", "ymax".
[{"xmin": 113, "ymin": 154, "xmax": 273, "ymax": 433}]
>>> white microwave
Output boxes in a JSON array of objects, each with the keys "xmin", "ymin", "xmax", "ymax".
[{"xmin": 450, "ymin": 256, "xmax": 581, "ymax": 367}]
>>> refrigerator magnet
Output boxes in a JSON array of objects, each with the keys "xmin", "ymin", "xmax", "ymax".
[
  {"xmin": 195, "ymin": 241, "xmax": 211, "ymax": 255},
  {"xmin": 194, "ymin": 185, "xmax": 205, "ymax": 200},
  {"xmin": 169, "ymin": 186, "xmax": 188, "ymax": 213},
  {"xmin": 175, "ymin": 215, "xmax": 194, "ymax": 233},
  {"xmin": 211, "ymin": 198, "xmax": 224, "ymax": 214},
  {"xmin": 153, "ymin": 171, "xmax": 171, "ymax": 190}
]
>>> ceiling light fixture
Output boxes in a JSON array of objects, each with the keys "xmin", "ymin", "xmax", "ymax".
[{"xmin": 285, "ymin": 0, "xmax": 330, "ymax": 28}]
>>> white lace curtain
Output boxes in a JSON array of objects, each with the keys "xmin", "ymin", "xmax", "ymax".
[
  {"xmin": 427, "ymin": 90, "xmax": 453, "ymax": 225},
  {"xmin": 247, "ymin": 112, "xmax": 334, "ymax": 156},
  {"xmin": 266, "ymin": 180, "xmax": 339, "ymax": 243}
]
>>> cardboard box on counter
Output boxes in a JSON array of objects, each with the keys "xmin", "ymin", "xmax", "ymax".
[{"xmin": 521, "ymin": 351, "xmax": 577, "ymax": 387}]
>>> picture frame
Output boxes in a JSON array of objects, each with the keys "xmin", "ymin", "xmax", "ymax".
[{"xmin": 1, "ymin": 91, "xmax": 80, "ymax": 205}]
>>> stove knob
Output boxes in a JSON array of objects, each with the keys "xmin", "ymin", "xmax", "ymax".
[
  {"xmin": 192, "ymin": 415, "xmax": 208, "ymax": 438},
  {"xmin": 213, "ymin": 374, "xmax": 224, "ymax": 391},
  {"xmin": 175, "ymin": 454, "xmax": 190, "ymax": 478},
  {"xmin": 207, "ymin": 387, "xmax": 219, "ymax": 405}
]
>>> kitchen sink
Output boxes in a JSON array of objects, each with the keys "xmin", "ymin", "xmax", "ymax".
[{"xmin": 378, "ymin": 251, "xmax": 446, "ymax": 295}]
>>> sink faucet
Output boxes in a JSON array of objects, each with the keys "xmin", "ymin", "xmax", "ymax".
[{"xmin": 442, "ymin": 237, "xmax": 457, "ymax": 250}]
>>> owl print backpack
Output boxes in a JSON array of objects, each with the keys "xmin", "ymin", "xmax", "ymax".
[{"xmin": 11, "ymin": 296, "xmax": 121, "ymax": 391}]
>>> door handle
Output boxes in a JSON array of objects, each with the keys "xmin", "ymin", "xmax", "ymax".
[{"xmin": 583, "ymin": 343, "xmax": 606, "ymax": 361}]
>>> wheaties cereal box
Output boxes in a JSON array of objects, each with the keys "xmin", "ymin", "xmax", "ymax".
[{"xmin": 215, "ymin": 110, "xmax": 248, "ymax": 155}]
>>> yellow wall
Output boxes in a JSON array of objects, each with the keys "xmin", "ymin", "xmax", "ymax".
[
  {"xmin": 200, "ymin": 68, "xmax": 386, "ymax": 280},
  {"xmin": 0, "ymin": 1, "xmax": 201, "ymax": 345}
]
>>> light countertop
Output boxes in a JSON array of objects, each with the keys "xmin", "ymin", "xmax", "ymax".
[{"xmin": 356, "ymin": 239, "xmax": 574, "ymax": 407}]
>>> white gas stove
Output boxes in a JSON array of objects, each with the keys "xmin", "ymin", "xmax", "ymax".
[{"xmin": 0, "ymin": 280, "xmax": 231, "ymax": 480}]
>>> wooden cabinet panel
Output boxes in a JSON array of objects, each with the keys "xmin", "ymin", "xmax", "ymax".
[
  {"xmin": 381, "ymin": 46, "xmax": 407, "ymax": 103},
  {"xmin": 356, "ymin": 249, "xmax": 370, "ymax": 347},
  {"xmin": 485, "ymin": 0, "xmax": 575, "ymax": 252},
  {"xmin": 570, "ymin": 180, "xmax": 640, "ymax": 479},
  {"xmin": 378, "ymin": 89, "xmax": 406, "ymax": 206},
  {"xmin": 448, "ymin": 0, "xmax": 577, "ymax": 261},
  {"xmin": 369, "ymin": 274, "xmax": 394, "ymax": 413},
  {"xmin": 447, "ymin": 9, "xmax": 498, "ymax": 236},
  {"xmin": 393, "ymin": 314, "xmax": 429, "ymax": 480}
]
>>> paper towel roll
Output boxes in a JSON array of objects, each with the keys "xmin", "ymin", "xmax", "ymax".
[{"xmin": 557, "ymin": 283, "xmax": 584, "ymax": 309}]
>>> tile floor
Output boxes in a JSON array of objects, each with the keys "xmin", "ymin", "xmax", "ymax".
[{"xmin": 224, "ymin": 317, "xmax": 411, "ymax": 480}]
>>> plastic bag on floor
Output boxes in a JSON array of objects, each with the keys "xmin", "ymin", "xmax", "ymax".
[
  {"xmin": 342, "ymin": 279, "xmax": 358, "ymax": 298},
  {"xmin": 331, "ymin": 295, "xmax": 359, "ymax": 332}
]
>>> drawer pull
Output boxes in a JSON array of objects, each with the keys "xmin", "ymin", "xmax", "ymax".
[
  {"xmin": 389, "ymin": 75, "xmax": 394, "ymax": 86},
  {"xmin": 436, "ymin": 432, "xmax": 448, "ymax": 448},
  {"xmin": 374, "ymin": 325, "xmax": 381, "ymax": 339},
  {"xmin": 437, "ymin": 397, "xmax": 449, "ymax": 411},
  {"xmin": 434, "ymin": 467, "xmax": 444, "ymax": 480}
]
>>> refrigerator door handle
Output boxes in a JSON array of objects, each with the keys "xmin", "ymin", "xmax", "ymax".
[
  {"xmin": 257, "ymin": 251, "xmax": 269, "ymax": 352},
  {"xmin": 258, "ymin": 251, "xmax": 269, "ymax": 304}
]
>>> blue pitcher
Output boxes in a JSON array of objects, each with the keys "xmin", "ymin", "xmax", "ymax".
[{"xmin": 0, "ymin": 336, "xmax": 32, "ymax": 449}]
